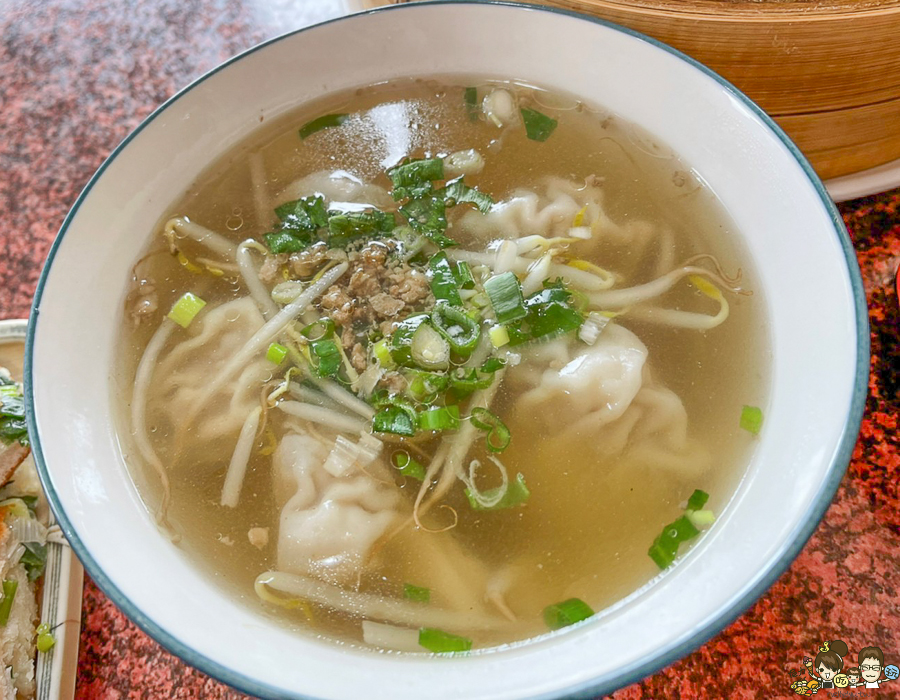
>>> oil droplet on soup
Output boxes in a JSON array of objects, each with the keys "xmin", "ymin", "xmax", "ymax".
[{"xmin": 117, "ymin": 77, "xmax": 768, "ymax": 652}]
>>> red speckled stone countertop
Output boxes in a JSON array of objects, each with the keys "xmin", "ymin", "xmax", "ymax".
[{"xmin": 1, "ymin": 1, "xmax": 899, "ymax": 698}]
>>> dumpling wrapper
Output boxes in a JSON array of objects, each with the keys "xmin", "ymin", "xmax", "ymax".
[
  {"xmin": 152, "ymin": 297, "xmax": 269, "ymax": 468},
  {"xmin": 275, "ymin": 170, "xmax": 393, "ymax": 213},
  {"xmin": 273, "ymin": 433, "xmax": 403, "ymax": 585},
  {"xmin": 515, "ymin": 323, "xmax": 707, "ymax": 477},
  {"xmin": 517, "ymin": 323, "xmax": 648, "ymax": 431},
  {"xmin": 457, "ymin": 176, "xmax": 654, "ymax": 257}
]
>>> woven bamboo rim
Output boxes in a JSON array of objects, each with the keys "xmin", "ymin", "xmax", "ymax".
[{"xmin": 364, "ymin": 0, "xmax": 900, "ymax": 180}]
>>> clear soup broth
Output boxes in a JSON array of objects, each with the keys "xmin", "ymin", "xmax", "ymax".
[{"xmin": 118, "ymin": 77, "xmax": 768, "ymax": 652}]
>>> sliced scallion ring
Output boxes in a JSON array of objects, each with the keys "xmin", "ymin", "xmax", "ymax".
[
  {"xmin": 167, "ymin": 292, "xmax": 206, "ymax": 328},
  {"xmin": 391, "ymin": 451, "xmax": 426, "ymax": 480},
  {"xmin": 418, "ymin": 627, "xmax": 472, "ymax": 653},
  {"xmin": 484, "ymin": 272, "xmax": 526, "ymax": 324},
  {"xmin": 431, "ymin": 302, "xmax": 481, "ymax": 355},
  {"xmin": 469, "ymin": 407, "xmax": 511, "ymax": 452},
  {"xmin": 410, "ymin": 322, "xmax": 450, "ymax": 371},
  {"xmin": 403, "ymin": 583, "xmax": 430, "ymax": 603},
  {"xmin": 417, "ymin": 405, "xmax": 460, "ymax": 432},
  {"xmin": 266, "ymin": 342, "xmax": 289, "ymax": 365},
  {"xmin": 373, "ymin": 403, "xmax": 418, "ymax": 437},
  {"xmin": 543, "ymin": 598, "xmax": 594, "ymax": 630},
  {"xmin": 301, "ymin": 318, "xmax": 336, "ymax": 341}
]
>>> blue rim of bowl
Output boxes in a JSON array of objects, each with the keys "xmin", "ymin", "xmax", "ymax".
[{"xmin": 23, "ymin": 2, "xmax": 869, "ymax": 698}]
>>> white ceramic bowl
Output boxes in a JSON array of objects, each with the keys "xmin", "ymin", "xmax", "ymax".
[{"xmin": 25, "ymin": 3, "xmax": 867, "ymax": 698}]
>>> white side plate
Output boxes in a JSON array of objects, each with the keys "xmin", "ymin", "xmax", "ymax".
[{"xmin": 825, "ymin": 157, "xmax": 900, "ymax": 202}]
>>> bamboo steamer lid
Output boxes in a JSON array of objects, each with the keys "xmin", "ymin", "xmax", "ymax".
[{"xmin": 365, "ymin": 0, "xmax": 900, "ymax": 180}]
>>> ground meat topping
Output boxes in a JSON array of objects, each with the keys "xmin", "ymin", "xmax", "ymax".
[
  {"xmin": 350, "ymin": 343, "xmax": 367, "ymax": 373},
  {"xmin": 289, "ymin": 242, "xmax": 328, "ymax": 278},
  {"xmin": 380, "ymin": 371, "xmax": 408, "ymax": 395},
  {"xmin": 387, "ymin": 268, "xmax": 430, "ymax": 304},
  {"xmin": 259, "ymin": 253, "xmax": 287, "ymax": 285},
  {"xmin": 316, "ymin": 241, "xmax": 435, "ymax": 351},
  {"xmin": 369, "ymin": 293, "xmax": 405, "ymax": 317}
]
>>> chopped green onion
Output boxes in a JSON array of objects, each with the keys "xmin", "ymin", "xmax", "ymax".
[
  {"xmin": 489, "ymin": 324, "xmax": 510, "ymax": 348},
  {"xmin": 464, "ymin": 86, "xmax": 479, "ymax": 121},
  {"xmin": 507, "ymin": 282, "xmax": 584, "ymax": 346},
  {"xmin": 409, "ymin": 323, "xmax": 450, "ymax": 371},
  {"xmin": 391, "ymin": 451, "xmax": 426, "ymax": 480},
  {"xmin": 686, "ymin": 489, "xmax": 709, "ymax": 511},
  {"xmin": 400, "ymin": 195, "xmax": 454, "ymax": 248},
  {"xmin": 484, "ymin": 272, "xmax": 526, "ymax": 324},
  {"xmin": 469, "ymin": 291, "xmax": 490, "ymax": 309},
  {"xmin": 264, "ymin": 230, "xmax": 310, "ymax": 254},
  {"xmin": 274, "ymin": 195, "xmax": 329, "ymax": 231},
  {"xmin": 418, "ymin": 405, "xmax": 460, "ymax": 432},
  {"xmin": 36, "ymin": 628, "xmax": 55, "ymax": 653},
  {"xmin": 404, "ymin": 370, "xmax": 449, "ymax": 403},
  {"xmin": 649, "ymin": 489, "xmax": 716, "ymax": 569},
  {"xmin": 390, "ymin": 314, "xmax": 430, "ymax": 366},
  {"xmin": 0, "ymin": 380, "xmax": 28, "ymax": 447},
  {"xmin": 440, "ymin": 179, "xmax": 493, "ymax": 214},
  {"xmin": 428, "ymin": 253, "xmax": 462, "ymax": 306},
  {"xmin": 298, "ymin": 113, "xmax": 349, "ymax": 139},
  {"xmin": 686, "ymin": 509, "xmax": 716, "ymax": 528},
  {"xmin": 310, "ymin": 339, "xmax": 342, "ymax": 378},
  {"xmin": 403, "ymin": 583, "xmax": 431, "ymax": 603},
  {"xmin": 372, "ymin": 338, "xmax": 395, "ymax": 369},
  {"xmin": 454, "ymin": 261, "xmax": 475, "ymax": 289},
  {"xmin": 167, "ymin": 292, "xmax": 206, "ymax": 328},
  {"xmin": 373, "ymin": 403, "xmax": 418, "ymax": 437},
  {"xmin": 0, "ymin": 418, "xmax": 28, "ymax": 447},
  {"xmin": 301, "ymin": 318, "xmax": 336, "ymax": 341},
  {"xmin": 431, "ymin": 303, "xmax": 481, "ymax": 355},
  {"xmin": 648, "ymin": 515, "xmax": 701, "ymax": 570},
  {"xmin": 393, "ymin": 224, "xmax": 428, "ymax": 261},
  {"xmin": 466, "ymin": 473, "xmax": 529, "ymax": 511},
  {"xmin": 388, "ymin": 158, "xmax": 444, "ymax": 201},
  {"xmin": 648, "ymin": 540, "xmax": 676, "ymax": 569},
  {"xmin": 20, "ymin": 542, "xmax": 47, "ymax": 582},
  {"xmin": 0, "ymin": 580, "xmax": 17, "ymax": 626},
  {"xmin": 668, "ymin": 514, "xmax": 701, "ymax": 541},
  {"xmin": 448, "ymin": 367, "xmax": 495, "ymax": 399},
  {"xmin": 543, "ymin": 598, "xmax": 594, "ymax": 630},
  {"xmin": 480, "ymin": 357, "xmax": 506, "ymax": 373},
  {"xmin": 327, "ymin": 209, "xmax": 395, "ymax": 245},
  {"xmin": 266, "ymin": 343, "xmax": 289, "ymax": 365},
  {"xmin": 740, "ymin": 405, "xmax": 763, "ymax": 435},
  {"xmin": 521, "ymin": 107, "xmax": 558, "ymax": 142},
  {"xmin": 469, "ymin": 407, "xmax": 511, "ymax": 453},
  {"xmin": 418, "ymin": 627, "xmax": 472, "ymax": 653}
]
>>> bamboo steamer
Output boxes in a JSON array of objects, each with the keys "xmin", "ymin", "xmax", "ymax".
[{"xmin": 363, "ymin": 0, "xmax": 900, "ymax": 180}]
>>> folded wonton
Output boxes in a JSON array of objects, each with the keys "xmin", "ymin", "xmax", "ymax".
[
  {"xmin": 457, "ymin": 176, "xmax": 655, "ymax": 258},
  {"xmin": 152, "ymin": 297, "xmax": 269, "ymax": 467},
  {"xmin": 273, "ymin": 433, "xmax": 403, "ymax": 585},
  {"xmin": 515, "ymin": 323, "xmax": 707, "ymax": 477}
]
